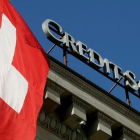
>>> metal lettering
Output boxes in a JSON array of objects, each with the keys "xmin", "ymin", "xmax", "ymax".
[
  {"xmin": 42, "ymin": 19, "xmax": 63, "ymax": 44},
  {"xmin": 137, "ymin": 81, "xmax": 140, "ymax": 96},
  {"xmin": 123, "ymin": 70, "xmax": 138, "ymax": 92},
  {"xmin": 104, "ymin": 58, "xmax": 110, "ymax": 75},
  {"xmin": 63, "ymin": 32, "xmax": 78, "ymax": 53},
  {"xmin": 110, "ymin": 62, "xmax": 122, "ymax": 80},
  {"xmin": 42, "ymin": 19, "xmax": 140, "ymax": 95},
  {"xmin": 76, "ymin": 41, "xmax": 89, "ymax": 61},
  {"xmin": 87, "ymin": 48, "xmax": 104, "ymax": 69}
]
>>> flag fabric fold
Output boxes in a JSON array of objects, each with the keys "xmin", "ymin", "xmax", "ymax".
[{"xmin": 0, "ymin": 0, "xmax": 50, "ymax": 139}]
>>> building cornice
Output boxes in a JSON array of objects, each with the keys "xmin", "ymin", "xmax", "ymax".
[
  {"xmin": 122, "ymin": 127, "xmax": 140, "ymax": 140},
  {"xmin": 47, "ymin": 79, "xmax": 65, "ymax": 95},
  {"xmin": 72, "ymin": 96, "xmax": 90, "ymax": 111},
  {"xmin": 97, "ymin": 111, "xmax": 115, "ymax": 125},
  {"xmin": 49, "ymin": 59, "xmax": 140, "ymax": 126}
]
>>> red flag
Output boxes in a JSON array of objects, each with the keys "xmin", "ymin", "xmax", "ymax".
[{"xmin": 0, "ymin": 0, "xmax": 50, "ymax": 139}]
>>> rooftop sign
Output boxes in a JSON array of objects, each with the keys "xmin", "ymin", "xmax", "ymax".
[{"xmin": 42, "ymin": 19, "xmax": 140, "ymax": 102}]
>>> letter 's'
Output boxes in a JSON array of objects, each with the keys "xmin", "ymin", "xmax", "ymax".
[{"xmin": 123, "ymin": 70, "xmax": 138, "ymax": 92}]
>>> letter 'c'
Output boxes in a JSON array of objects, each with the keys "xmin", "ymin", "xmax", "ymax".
[{"xmin": 42, "ymin": 19, "xmax": 63, "ymax": 44}]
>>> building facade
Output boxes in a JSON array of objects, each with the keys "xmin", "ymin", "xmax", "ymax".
[{"xmin": 35, "ymin": 55, "xmax": 140, "ymax": 140}]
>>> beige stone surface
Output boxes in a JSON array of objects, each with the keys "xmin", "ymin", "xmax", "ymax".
[{"xmin": 48, "ymin": 69, "xmax": 140, "ymax": 135}]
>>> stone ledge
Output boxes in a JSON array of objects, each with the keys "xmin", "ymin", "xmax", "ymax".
[
  {"xmin": 47, "ymin": 79, "xmax": 65, "ymax": 95},
  {"xmin": 97, "ymin": 111, "xmax": 115, "ymax": 126},
  {"xmin": 72, "ymin": 96, "xmax": 91, "ymax": 111},
  {"xmin": 49, "ymin": 59, "xmax": 140, "ymax": 126},
  {"xmin": 122, "ymin": 127, "xmax": 140, "ymax": 140}
]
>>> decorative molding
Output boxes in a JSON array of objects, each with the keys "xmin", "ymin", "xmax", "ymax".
[
  {"xmin": 97, "ymin": 111, "xmax": 115, "ymax": 125},
  {"xmin": 47, "ymin": 79, "xmax": 65, "ymax": 95},
  {"xmin": 72, "ymin": 96, "xmax": 90, "ymax": 110},
  {"xmin": 122, "ymin": 127, "xmax": 140, "ymax": 140},
  {"xmin": 50, "ymin": 60, "xmax": 140, "ymax": 125},
  {"xmin": 38, "ymin": 111, "xmax": 89, "ymax": 140}
]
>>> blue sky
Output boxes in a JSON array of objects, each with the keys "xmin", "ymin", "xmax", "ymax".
[{"xmin": 12, "ymin": 0, "xmax": 140, "ymax": 111}]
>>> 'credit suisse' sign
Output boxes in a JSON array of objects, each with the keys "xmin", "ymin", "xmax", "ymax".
[{"xmin": 42, "ymin": 19, "xmax": 140, "ymax": 96}]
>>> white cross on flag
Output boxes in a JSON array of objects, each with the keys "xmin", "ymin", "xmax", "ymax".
[{"xmin": 0, "ymin": 0, "xmax": 50, "ymax": 139}]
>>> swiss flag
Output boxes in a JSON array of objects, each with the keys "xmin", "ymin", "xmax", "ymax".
[{"xmin": 0, "ymin": 0, "xmax": 50, "ymax": 140}]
